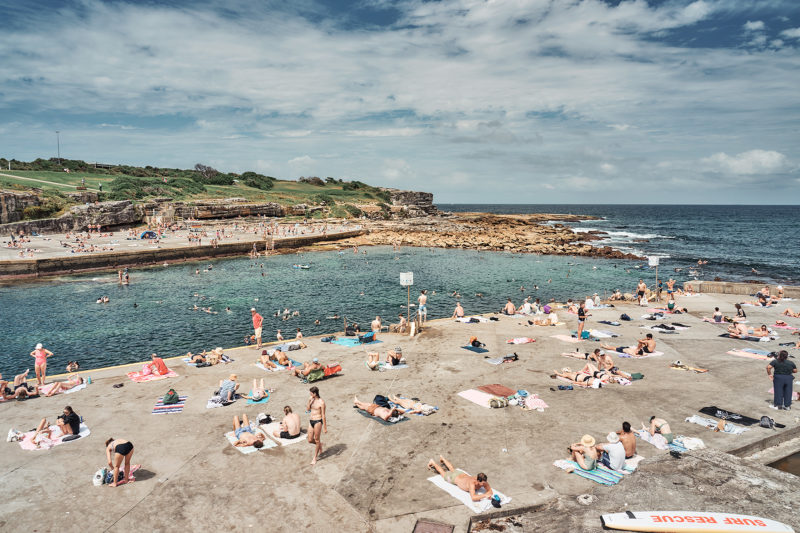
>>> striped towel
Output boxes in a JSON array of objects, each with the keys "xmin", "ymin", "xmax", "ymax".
[
  {"xmin": 553, "ymin": 460, "xmax": 632, "ymax": 485},
  {"xmin": 152, "ymin": 395, "xmax": 187, "ymax": 414}
]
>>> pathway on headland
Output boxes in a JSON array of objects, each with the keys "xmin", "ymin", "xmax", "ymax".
[
  {"xmin": 0, "ymin": 172, "xmax": 100, "ymax": 191},
  {"xmin": 1, "ymin": 292, "xmax": 798, "ymax": 532}
]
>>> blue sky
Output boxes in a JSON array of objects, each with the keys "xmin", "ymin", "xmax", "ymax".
[{"xmin": 1, "ymin": 0, "xmax": 798, "ymax": 203}]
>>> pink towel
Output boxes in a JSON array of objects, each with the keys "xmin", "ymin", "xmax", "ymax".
[
  {"xmin": 524, "ymin": 395, "xmax": 549, "ymax": 410},
  {"xmin": 457, "ymin": 389, "xmax": 494, "ymax": 408},
  {"xmin": 127, "ymin": 369, "xmax": 178, "ymax": 382},
  {"xmin": 507, "ymin": 337, "xmax": 535, "ymax": 344},
  {"xmin": 551, "ymin": 334, "xmax": 582, "ymax": 343},
  {"xmin": 767, "ymin": 387, "xmax": 800, "ymax": 400},
  {"xmin": 726, "ymin": 350, "xmax": 770, "ymax": 360}
]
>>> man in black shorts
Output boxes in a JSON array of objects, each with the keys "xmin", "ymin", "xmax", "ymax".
[{"xmin": 273, "ymin": 406, "xmax": 301, "ymax": 439}]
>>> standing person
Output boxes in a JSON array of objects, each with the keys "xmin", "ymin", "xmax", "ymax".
[
  {"xmin": 636, "ymin": 280, "xmax": 647, "ymax": 306},
  {"xmin": 306, "ymin": 386, "xmax": 327, "ymax": 465},
  {"xmin": 250, "ymin": 308, "xmax": 263, "ymax": 349},
  {"xmin": 105, "ymin": 438, "xmax": 134, "ymax": 487},
  {"xmin": 418, "ymin": 290, "xmax": 428, "ymax": 323},
  {"xmin": 30, "ymin": 343, "xmax": 53, "ymax": 386},
  {"xmin": 371, "ymin": 316, "xmax": 382, "ymax": 332},
  {"xmin": 767, "ymin": 350, "xmax": 797, "ymax": 410},
  {"xmin": 576, "ymin": 301, "xmax": 590, "ymax": 339}
]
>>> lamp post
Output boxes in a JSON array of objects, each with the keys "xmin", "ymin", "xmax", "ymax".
[{"xmin": 55, "ymin": 130, "xmax": 61, "ymax": 165}]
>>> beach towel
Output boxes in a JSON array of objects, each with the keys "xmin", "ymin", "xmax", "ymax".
[
  {"xmin": 588, "ymin": 329, "xmax": 619, "ymax": 339},
  {"xmin": 718, "ymin": 333, "xmax": 776, "ymax": 342},
  {"xmin": 616, "ymin": 351, "xmax": 664, "ymax": 359},
  {"xmin": 684, "ymin": 414, "xmax": 749, "ymax": 435},
  {"xmin": 552, "ymin": 460, "xmax": 632, "ymax": 485},
  {"xmin": 355, "ymin": 408, "xmax": 408, "ymax": 425},
  {"xmin": 477, "ymin": 384, "xmax": 516, "ymax": 397},
  {"xmin": 771, "ymin": 323, "xmax": 798, "ymax": 330},
  {"xmin": 726, "ymin": 350, "xmax": 771, "ymax": 361},
  {"xmin": 127, "ymin": 369, "xmax": 178, "ymax": 383},
  {"xmin": 246, "ymin": 390, "xmax": 270, "ymax": 405},
  {"xmin": 152, "ymin": 395, "xmax": 187, "ymax": 414},
  {"xmin": 461, "ymin": 345, "xmax": 489, "ymax": 353},
  {"xmin": 182, "ymin": 357, "xmax": 197, "ymax": 367},
  {"xmin": 258, "ymin": 423, "xmax": 306, "ymax": 446},
  {"xmin": 457, "ymin": 389, "xmax": 494, "ymax": 408},
  {"xmin": 767, "ymin": 387, "xmax": 800, "ymax": 401},
  {"xmin": 331, "ymin": 337, "xmax": 382, "ymax": 347},
  {"xmin": 635, "ymin": 430, "xmax": 688, "ymax": 453},
  {"xmin": 225, "ymin": 427, "xmax": 276, "ymax": 453},
  {"xmin": 599, "ymin": 321, "xmax": 621, "ymax": 326},
  {"xmin": 18, "ymin": 423, "xmax": 91, "ymax": 451},
  {"xmin": 523, "ymin": 395, "xmax": 549, "ymax": 411},
  {"xmin": 698, "ymin": 406, "xmax": 785, "ymax": 428},
  {"xmin": 551, "ymin": 334, "xmax": 582, "ymax": 344},
  {"xmin": 484, "ymin": 355, "xmax": 518, "ymax": 365},
  {"xmin": 457, "ymin": 316, "xmax": 489, "ymax": 323},
  {"xmin": 377, "ymin": 362, "xmax": 408, "ymax": 370},
  {"xmin": 506, "ymin": 337, "xmax": 535, "ymax": 344},
  {"xmin": 427, "ymin": 473, "xmax": 511, "ymax": 513}
]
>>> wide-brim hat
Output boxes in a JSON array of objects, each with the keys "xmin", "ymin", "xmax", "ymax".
[
  {"xmin": 606, "ymin": 432, "xmax": 620, "ymax": 444},
  {"xmin": 581, "ymin": 434, "xmax": 596, "ymax": 447}
]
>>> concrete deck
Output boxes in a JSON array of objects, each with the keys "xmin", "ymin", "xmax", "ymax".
[{"xmin": 1, "ymin": 293, "xmax": 799, "ymax": 532}]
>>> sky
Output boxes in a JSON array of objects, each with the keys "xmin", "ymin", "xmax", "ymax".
[{"xmin": 0, "ymin": 0, "xmax": 799, "ymax": 204}]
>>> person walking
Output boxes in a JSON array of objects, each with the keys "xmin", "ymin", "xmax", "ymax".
[
  {"xmin": 250, "ymin": 308, "xmax": 263, "ymax": 349},
  {"xmin": 767, "ymin": 350, "xmax": 797, "ymax": 410}
]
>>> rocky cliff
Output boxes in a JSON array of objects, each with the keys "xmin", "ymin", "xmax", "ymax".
[
  {"xmin": 383, "ymin": 189, "xmax": 439, "ymax": 216},
  {"xmin": 0, "ymin": 191, "xmax": 41, "ymax": 224}
]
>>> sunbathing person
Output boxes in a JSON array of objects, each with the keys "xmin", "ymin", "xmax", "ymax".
[
  {"xmin": 386, "ymin": 348, "xmax": 404, "ymax": 366},
  {"xmin": 751, "ymin": 324, "xmax": 773, "ymax": 337},
  {"xmin": 552, "ymin": 364, "xmax": 611, "ymax": 387},
  {"xmin": 270, "ymin": 348, "xmax": 290, "ymax": 366},
  {"xmin": 187, "ymin": 351, "xmax": 207, "ymax": 364},
  {"xmin": 501, "ymin": 299, "xmax": 516, "ymax": 315},
  {"xmin": 568, "ymin": 435, "xmax": 599, "ymax": 471},
  {"xmin": 290, "ymin": 358, "xmax": 323, "ymax": 377},
  {"xmin": 353, "ymin": 395, "xmax": 401, "ymax": 421},
  {"xmin": 231, "ymin": 414, "xmax": 265, "ymax": 448},
  {"xmin": 2, "ymin": 370, "xmax": 39, "ymax": 400},
  {"xmin": 427, "ymin": 455, "xmax": 493, "ymax": 501},
  {"xmin": 244, "ymin": 379, "xmax": 270, "ymax": 401},
  {"xmin": 366, "ymin": 351, "xmax": 380, "ymax": 370},
  {"xmin": 43, "ymin": 374, "xmax": 85, "ymax": 396},
  {"xmin": 591, "ymin": 350, "xmax": 631, "ymax": 379},
  {"xmin": 273, "ymin": 406, "xmax": 301, "ymax": 439},
  {"xmin": 468, "ymin": 336, "xmax": 486, "ymax": 348},
  {"xmin": 783, "ymin": 308, "xmax": 800, "ymax": 318},
  {"xmin": 388, "ymin": 394, "xmax": 436, "ymax": 415},
  {"xmin": 727, "ymin": 322, "xmax": 750, "ymax": 338},
  {"xmin": 644, "ymin": 416, "xmax": 673, "ymax": 444},
  {"xmin": 601, "ymin": 333, "xmax": 656, "ymax": 357},
  {"xmin": 617, "ymin": 422, "xmax": 637, "ymax": 458},
  {"xmin": 218, "ymin": 374, "xmax": 240, "ymax": 402},
  {"xmin": 259, "ymin": 350, "xmax": 277, "ymax": 369}
]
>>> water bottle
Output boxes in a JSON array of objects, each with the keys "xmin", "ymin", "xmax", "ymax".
[{"xmin": 87, "ymin": 376, "xmax": 92, "ymax": 385}]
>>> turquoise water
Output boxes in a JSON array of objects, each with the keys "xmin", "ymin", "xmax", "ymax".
[{"xmin": 0, "ymin": 246, "xmax": 646, "ymax": 375}]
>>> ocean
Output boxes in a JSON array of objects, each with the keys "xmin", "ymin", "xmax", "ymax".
[
  {"xmin": 1, "ymin": 204, "xmax": 797, "ymax": 376},
  {"xmin": 440, "ymin": 204, "xmax": 800, "ymax": 286}
]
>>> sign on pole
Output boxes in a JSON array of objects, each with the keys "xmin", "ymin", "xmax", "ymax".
[
  {"xmin": 400, "ymin": 272, "xmax": 414, "ymax": 286},
  {"xmin": 647, "ymin": 256, "xmax": 660, "ymax": 267}
]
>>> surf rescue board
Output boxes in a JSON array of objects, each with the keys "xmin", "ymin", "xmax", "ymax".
[{"xmin": 601, "ymin": 511, "xmax": 794, "ymax": 533}]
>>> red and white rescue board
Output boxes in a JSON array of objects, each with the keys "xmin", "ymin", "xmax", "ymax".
[{"xmin": 601, "ymin": 511, "xmax": 795, "ymax": 533}]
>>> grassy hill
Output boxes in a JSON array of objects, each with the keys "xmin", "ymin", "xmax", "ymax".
[{"xmin": 0, "ymin": 158, "xmax": 393, "ymax": 220}]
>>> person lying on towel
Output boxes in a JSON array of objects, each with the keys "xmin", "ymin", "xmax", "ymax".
[
  {"xmin": 231, "ymin": 414, "xmax": 265, "ymax": 449},
  {"xmin": 290, "ymin": 358, "xmax": 323, "ymax": 378},
  {"xmin": 553, "ymin": 363, "xmax": 616, "ymax": 387},
  {"xmin": 727, "ymin": 322, "xmax": 750, "ymax": 338},
  {"xmin": 427, "ymin": 455, "xmax": 494, "ymax": 502},
  {"xmin": 601, "ymin": 334, "xmax": 656, "ymax": 357},
  {"xmin": 353, "ymin": 395, "xmax": 401, "ymax": 421},
  {"xmin": 389, "ymin": 395, "xmax": 436, "ymax": 415}
]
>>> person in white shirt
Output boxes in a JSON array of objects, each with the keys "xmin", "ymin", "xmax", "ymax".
[{"xmin": 596, "ymin": 432, "xmax": 627, "ymax": 471}]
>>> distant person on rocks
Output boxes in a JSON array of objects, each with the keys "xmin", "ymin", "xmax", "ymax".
[
  {"xmin": 251, "ymin": 308, "xmax": 263, "ymax": 349},
  {"xmin": 427, "ymin": 455, "xmax": 493, "ymax": 502},
  {"xmin": 767, "ymin": 350, "xmax": 796, "ymax": 410},
  {"xmin": 30, "ymin": 343, "xmax": 53, "ymax": 386}
]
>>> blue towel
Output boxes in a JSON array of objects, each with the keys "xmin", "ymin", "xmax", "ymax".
[
  {"xmin": 332, "ymin": 337, "xmax": 382, "ymax": 347},
  {"xmin": 462, "ymin": 345, "xmax": 489, "ymax": 354},
  {"xmin": 246, "ymin": 390, "xmax": 270, "ymax": 405}
]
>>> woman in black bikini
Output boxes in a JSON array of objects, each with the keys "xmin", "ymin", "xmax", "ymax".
[
  {"xmin": 306, "ymin": 386, "xmax": 327, "ymax": 465},
  {"xmin": 105, "ymin": 438, "xmax": 134, "ymax": 487}
]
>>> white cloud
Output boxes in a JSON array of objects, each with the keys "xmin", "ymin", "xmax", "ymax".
[
  {"xmin": 288, "ymin": 155, "xmax": 314, "ymax": 166},
  {"xmin": 701, "ymin": 150, "xmax": 788, "ymax": 175},
  {"xmin": 744, "ymin": 20, "xmax": 765, "ymax": 31},
  {"xmin": 600, "ymin": 163, "xmax": 617, "ymax": 174},
  {"xmin": 345, "ymin": 128, "xmax": 423, "ymax": 137},
  {"xmin": 780, "ymin": 27, "xmax": 800, "ymax": 39},
  {"xmin": 381, "ymin": 158, "xmax": 413, "ymax": 181}
]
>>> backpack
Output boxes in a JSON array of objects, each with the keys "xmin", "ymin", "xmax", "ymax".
[
  {"xmin": 760, "ymin": 416, "xmax": 775, "ymax": 429},
  {"xmin": 163, "ymin": 389, "xmax": 180, "ymax": 405},
  {"xmin": 620, "ymin": 313, "xmax": 631, "ymax": 321}
]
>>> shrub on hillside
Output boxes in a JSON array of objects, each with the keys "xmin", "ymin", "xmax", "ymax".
[
  {"xmin": 299, "ymin": 176, "xmax": 326, "ymax": 186},
  {"xmin": 22, "ymin": 190, "xmax": 73, "ymax": 220},
  {"xmin": 240, "ymin": 171, "xmax": 275, "ymax": 191},
  {"xmin": 343, "ymin": 204, "xmax": 363, "ymax": 217},
  {"xmin": 108, "ymin": 176, "xmax": 206, "ymax": 200},
  {"xmin": 312, "ymin": 193, "xmax": 334, "ymax": 205}
]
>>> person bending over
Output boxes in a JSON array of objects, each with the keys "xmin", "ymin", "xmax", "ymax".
[
  {"xmin": 468, "ymin": 337, "xmax": 485, "ymax": 348},
  {"xmin": 273, "ymin": 406, "xmax": 301, "ymax": 439},
  {"xmin": 427, "ymin": 455, "xmax": 493, "ymax": 502},
  {"xmin": 105, "ymin": 437, "xmax": 134, "ymax": 487},
  {"xmin": 231, "ymin": 414, "xmax": 265, "ymax": 448},
  {"xmin": 353, "ymin": 395, "xmax": 401, "ymax": 421},
  {"xmin": 644, "ymin": 416, "xmax": 673, "ymax": 444}
]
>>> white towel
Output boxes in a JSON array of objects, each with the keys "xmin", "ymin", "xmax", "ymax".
[
  {"xmin": 225, "ymin": 426, "xmax": 276, "ymax": 453},
  {"xmin": 63, "ymin": 383, "xmax": 87, "ymax": 394},
  {"xmin": 258, "ymin": 423, "xmax": 306, "ymax": 446},
  {"xmin": 427, "ymin": 473, "xmax": 511, "ymax": 513}
]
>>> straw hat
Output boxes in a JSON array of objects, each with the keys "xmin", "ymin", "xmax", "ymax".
[
  {"xmin": 606, "ymin": 432, "xmax": 620, "ymax": 444},
  {"xmin": 214, "ymin": 347, "xmax": 224, "ymax": 354},
  {"xmin": 581, "ymin": 434, "xmax": 596, "ymax": 447}
]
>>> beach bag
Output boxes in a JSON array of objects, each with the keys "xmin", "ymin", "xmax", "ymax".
[
  {"xmin": 93, "ymin": 468, "xmax": 107, "ymax": 486},
  {"xmin": 489, "ymin": 397, "xmax": 508, "ymax": 408},
  {"xmin": 469, "ymin": 317, "xmax": 480, "ymax": 323},
  {"xmin": 760, "ymin": 416, "xmax": 775, "ymax": 429},
  {"xmin": 630, "ymin": 373, "xmax": 644, "ymax": 380},
  {"xmin": 620, "ymin": 313, "xmax": 631, "ymax": 321},
  {"xmin": 321, "ymin": 336, "xmax": 335, "ymax": 342},
  {"xmin": 163, "ymin": 389, "xmax": 180, "ymax": 405},
  {"xmin": 306, "ymin": 369, "xmax": 325, "ymax": 382},
  {"xmin": 345, "ymin": 326, "xmax": 356, "ymax": 336}
]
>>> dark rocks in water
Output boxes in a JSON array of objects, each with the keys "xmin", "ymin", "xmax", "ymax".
[
  {"xmin": 714, "ymin": 276, "xmax": 722, "ymax": 281},
  {"xmin": 633, "ymin": 238, "xmax": 650, "ymax": 243}
]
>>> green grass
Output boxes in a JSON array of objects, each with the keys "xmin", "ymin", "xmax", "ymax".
[
  {"xmin": 0, "ymin": 174, "xmax": 79, "ymax": 192},
  {"xmin": 2, "ymin": 170, "xmax": 116, "ymax": 187}
]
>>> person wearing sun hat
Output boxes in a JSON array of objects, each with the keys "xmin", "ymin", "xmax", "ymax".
[
  {"xmin": 596, "ymin": 432, "xmax": 627, "ymax": 471},
  {"xmin": 568, "ymin": 434, "xmax": 598, "ymax": 471}
]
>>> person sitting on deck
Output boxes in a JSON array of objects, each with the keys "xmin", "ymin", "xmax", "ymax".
[
  {"xmin": 468, "ymin": 336, "xmax": 485, "ymax": 348},
  {"xmin": 452, "ymin": 302, "xmax": 465, "ymax": 318},
  {"xmin": 273, "ymin": 406, "xmax": 301, "ymax": 439},
  {"xmin": 617, "ymin": 422, "xmax": 637, "ymax": 459},
  {"xmin": 567, "ymin": 435, "xmax": 599, "ymax": 471},
  {"xmin": 751, "ymin": 324, "xmax": 773, "ymax": 337},
  {"xmin": 231, "ymin": 414, "xmax": 265, "ymax": 448},
  {"xmin": 1, "ymin": 370, "xmax": 39, "ymax": 400},
  {"xmin": 143, "ymin": 353, "xmax": 169, "ymax": 376},
  {"xmin": 501, "ymin": 299, "xmax": 516, "ymax": 315},
  {"xmin": 218, "ymin": 374, "xmax": 240, "ymax": 402},
  {"xmin": 290, "ymin": 358, "xmax": 323, "ymax": 378},
  {"xmin": 427, "ymin": 455, "xmax": 493, "ymax": 501},
  {"xmin": 386, "ymin": 347, "xmax": 404, "ymax": 366},
  {"xmin": 595, "ymin": 432, "xmax": 627, "ymax": 472},
  {"xmin": 727, "ymin": 322, "xmax": 750, "ymax": 338},
  {"xmin": 353, "ymin": 395, "xmax": 401, "ymax": 421}
]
